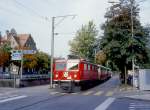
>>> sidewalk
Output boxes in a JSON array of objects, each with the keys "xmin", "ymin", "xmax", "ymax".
[
  {"xmin": 125, "ymin": 93, "xmax": 150, "ymax": 101},
  {"xmin": 116, "ymin": 85, "xmax": 150, "ymax": 101}
]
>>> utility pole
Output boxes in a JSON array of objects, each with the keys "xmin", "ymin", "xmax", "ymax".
[
  {"xmin": 130, "ymin": 0, "xmax": 135, "ymax": 86},
  {"xmin": 50, "ymin": 15, "xmax": 76, "ymax": 89},
  {"xmin": 20, "ymin": 50, "xmax": 23, "ymax": 79},
  {"xmin": 50, "ymin": 17, "xmax": 54, "ymax": 88},
  {"xmin": 20, "ymin": 53, "xmax": 23, "ymax": 79}
]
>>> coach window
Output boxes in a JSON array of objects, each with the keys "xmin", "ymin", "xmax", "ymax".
[
  {"xmin": 84, "ymin": 64, "xmax": 87, "ymax": 70},
  {"xmin": 88, "ymin": 65, "xmax": 91, "ymax": 70},
  {"xmin": 92, "ymin": 66, "xmax": 95, "ymax": 71}
]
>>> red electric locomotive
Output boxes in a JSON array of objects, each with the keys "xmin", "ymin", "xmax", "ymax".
[{"xmin": 53, "ymin": 58, "xmax": 111, "ymax": 92}]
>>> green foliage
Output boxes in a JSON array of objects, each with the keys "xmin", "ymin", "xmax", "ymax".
[
  {"xmin": 0, "ymin": 42, "xmax": 11, "ymax": 66},
  {"xmin": 69, "ymin": 21, "xmax": 98, "ymax": 62},
  {"xmin": 35, "ymin": 51, "xmax": 50, "ymax": 73},
  {"xmin": 12, "ymin": 51, "xmax": 50, "ymax": 74},
  {"xmin": 100, "ymin": 0, "xmax": 149, "ymax": 73}
]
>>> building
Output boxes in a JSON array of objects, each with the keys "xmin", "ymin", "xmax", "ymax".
[
  {"xmin": 0, "ymin": 29, "xmax": 36, "ymax": 50},
  {"xmin": 0, "ymin": 29, "xmax": 37, "ymax": 75}
]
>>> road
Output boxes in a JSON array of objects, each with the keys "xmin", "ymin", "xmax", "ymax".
[{"xmin": 0, "ymin": 75, "xmax": 150, "ymax": 110}]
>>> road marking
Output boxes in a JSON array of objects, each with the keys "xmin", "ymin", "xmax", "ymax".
[
  {"xmin": 71, "ymin": 92, "xmax": 78, "ymax": 95},
  {"xmin": 0, "ymin": 95, "xmax": 27, "ymax": 103},
  {"xmin": 129, "ymin": 103, "xmax": 150, "ymax": 109},
  {"xmin": 50, "ymin": 92, "xmax": 59, "ymax": 95},
  {"xmin": 82, "ymin": 91, "xmax": 93, "ymax": 95},
  {"xmin": 60, "ymin": 93, "xmax": 67, "ymax": 95},
  {"xmin": 95, "ymin": 97, "xmax": 115, "ymax": 110},
  {"xmin": 94, "ymin": 91, "xmax": 103, "ymax": 96},
  {"xmin": 0, "ymin": 94, "xmax": 19, "ymax": 100},
  {"xmin": 105, "ymin": 91, "xmax": 114, "ymax": 96}
]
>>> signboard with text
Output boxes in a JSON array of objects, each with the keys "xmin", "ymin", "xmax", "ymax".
[
  {"xmin": 11, "ymin": 53, "xmax": 22, "ymax": 60},
  {"xmin": 23, "ymin": 50, "xmax": 36, "ymax": 54}
]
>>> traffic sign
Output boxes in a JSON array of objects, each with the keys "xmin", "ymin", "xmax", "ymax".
[
  {"xmin": 23, "ymin": 50, "xmax": 36, "ymax": 54},
  {"xmin": 11, "ymin": 53, "xmax": 22, "ymax": 60}
]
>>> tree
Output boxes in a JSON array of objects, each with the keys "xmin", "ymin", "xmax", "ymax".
[
  {"xmin": 35, "ymin": 51, "xmax": 50, "ymax": 74},
  {"xmin": 100, "ymin": 0, "xmax": 149, "ymax": 83},
  {"xmin": 23, "ymin": 54, "xmax": 37, "ymax": 69},
  {"xmin": 95, "ymin": 51, "xmax": 107, "ymax": 65},
  {"xmin": 69, "ymin": 21, "xmax": 98, "ymax": 62},
  {"xmin": 0, "ymin": 43, "xmax": 11, "ymax": 67}
]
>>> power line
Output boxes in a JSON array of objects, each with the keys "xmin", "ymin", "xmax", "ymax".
[
  {"xmin": 0, "ymin": 4, "xmax": 22, "ymax": 17},
  {"xmin": 55, "ymin": 17, "xmax": 67, "ymax": 27},
  {"xmin": 13, "ymin": 0, "xmax": 46, "ymax": 20},
  {"xmin": 0, "ymin": 0, "xmax": 49, "ymax": 30},
  {"xmin": 55, "ymin": 32, "xmax": 76, "ymax": 35}
]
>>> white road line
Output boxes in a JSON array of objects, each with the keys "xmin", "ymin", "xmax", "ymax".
[
  {"xmin": 0, "ymin": 94, "xmax": 19, "ymax": 100},
  {"xmin": 83, "ymin": 91, "xmax": 93, "ymax": 95},
  {"xmin": 50, "ymin": 92, "xmax": 59, "ymax": 95},
  {"xmin": 94, "ymin": 91, "xmax": 103, "ymax": 96},
  {"xmin": 71, "ymin": 93, "xmax": 78, "ymax": 95},
  {"xmin": 0, "ymin": 95, "xmax": 27, "ymax": 103},
  {"xmin": 94, "ymin": 97, "xmax": 115, "ymax": 110},
  {"xmin": 105, "ymin": 91, "xmax": 114, "ymax": 96}
]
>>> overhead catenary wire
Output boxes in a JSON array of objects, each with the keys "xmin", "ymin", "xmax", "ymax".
[
  {"xmin": 13, "ymin": 0, "xmax": 47, "ymax": 21},
  {"xmin": 0, "ymin": 4, "xmax": 22, "ymax": 17},
  {"xmin": 0, "ymin": 0, "xmax": 51, "ymax": 32}
]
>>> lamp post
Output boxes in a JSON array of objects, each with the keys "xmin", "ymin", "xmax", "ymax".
[{"xmin": 50, "ymin": 15, "xmax": 76, "ymax": 88}]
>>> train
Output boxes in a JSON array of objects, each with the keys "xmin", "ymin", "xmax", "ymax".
[{"xmin": 53, "ymin": 58, "xmax": 112, "ymax": 92}]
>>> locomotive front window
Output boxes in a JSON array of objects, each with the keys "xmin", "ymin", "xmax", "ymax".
[
  {"xmin": 55, "ymin": 63, "xmax": 66, "ymax": 70},
  {"xmin": 67, "ymin": 62, "xmax": 79, "ymax": 70}
]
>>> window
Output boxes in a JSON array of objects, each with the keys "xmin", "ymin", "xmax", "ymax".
[
  {"xmin": 88, "ymin": 65, "xmax": 91, "ymax": 70},
  {"xmin": 84, "ymin": 64, "xmax": 87, "ymax": 70},
  {"xmin": 92, "ymin": 66, "xmax": 95, "ymax": 71},
  {"xmin": 55, "ymin": 63, "xmax": 66, "ymax": 70},
  {"xmin": 67, "ymin": 62, "xmax": 79, "ymax": 70}
]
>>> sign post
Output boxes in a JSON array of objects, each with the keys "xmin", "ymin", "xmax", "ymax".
[
  {"xmin": 11, "ymin": 50, "xmax": 23, "ymax": 79},
  {"xmin": 11, "ymin": 50, "xmax": 36, "ymax": 79}
]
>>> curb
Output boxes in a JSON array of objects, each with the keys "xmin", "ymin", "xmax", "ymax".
[{"xmin": 121, "ymin": 96, "xmax": 150, "ymax": 101}]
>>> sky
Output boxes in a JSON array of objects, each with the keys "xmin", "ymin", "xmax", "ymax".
[{"xmin": 0, "ymin": 0, "xmax": 150, "ymax": 58}]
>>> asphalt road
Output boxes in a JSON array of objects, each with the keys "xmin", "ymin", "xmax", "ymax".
[{"xmin": 0, "ymin": 75, "xmax": 150, "ymax": 110}]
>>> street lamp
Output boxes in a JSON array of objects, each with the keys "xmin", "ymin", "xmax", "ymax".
[{"xmin": 50, "ymin": 15, "xmax": 76, "ymax": 88}]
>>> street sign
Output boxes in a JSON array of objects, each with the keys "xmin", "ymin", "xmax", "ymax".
[
  {"xmin": 11, "ymin": 50, "xmax": 36, "ymax": 60},
  {"xmin": 23, "ymin": 50, "xmax": 36, "ymax": 54},
  {"xmin": 11, "ymin": 53, "xmax": 22, "ymax": 60}
]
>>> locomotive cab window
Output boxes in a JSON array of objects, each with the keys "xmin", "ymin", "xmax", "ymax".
[
  {"xmin": 55, "ymin": 63, "xmax": 66, "ymax": 70},
  {"xmin": 67, "ymin": 62, "xmax": 79, "ymax": 70}
]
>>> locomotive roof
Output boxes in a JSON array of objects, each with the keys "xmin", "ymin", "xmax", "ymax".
[
  {"xmin": 55, "ymin": 59, "xmax": 66, "ymax": 62},
  {"xmin": 55, "ymin": 59, "xmax": 110, "ymax": 68}
]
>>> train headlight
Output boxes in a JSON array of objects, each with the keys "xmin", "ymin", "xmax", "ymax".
[
  {"xmin": 64, "ymin": 72, "xmax": 68, "ymax": 77},
  {"xmin": 55, "ymin": 74, "xmax": 58, "ymax": 78},
  {"xmin": 74, "ymin": 74, "xmax": 77, "ymax": 78}
]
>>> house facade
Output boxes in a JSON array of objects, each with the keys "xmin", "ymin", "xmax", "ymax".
[
  {"xmin": 0, "ymin": 29, "xmax": 37, "ymax": 50},
  {"xmin": 0, "ymin": 29, "xmax": 37, "ymax": 75}
]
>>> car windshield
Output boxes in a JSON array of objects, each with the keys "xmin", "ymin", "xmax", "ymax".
[
  {"xmin": 67, "ymin": 62, "xmax": 79, "ymax": 70},
  {"xmin": 55, "ymin": 62, "xmax": 66, "ymax": 70}
]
